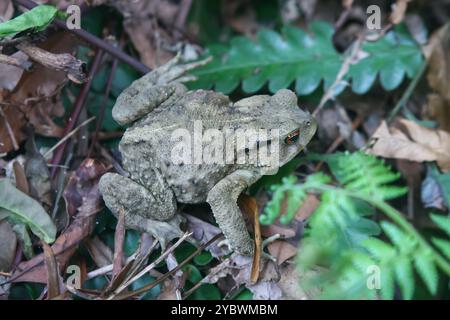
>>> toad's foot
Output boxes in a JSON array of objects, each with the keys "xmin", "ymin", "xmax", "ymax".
[
  {"xmin": 155, "ymin": 54, "xmax": 212, "ymax": 85},
  {"xmin": 260, "ymin": 233, "xmax": 281, "ymax": 262}
]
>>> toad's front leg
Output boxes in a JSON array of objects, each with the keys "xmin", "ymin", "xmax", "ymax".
[
  {"xmin": 206, "ymin": 170, "xmax": 261, "ymax": 256},
  {"xmin": 111, "ymin": 56, "xmax": 210, "ymax": 126}
]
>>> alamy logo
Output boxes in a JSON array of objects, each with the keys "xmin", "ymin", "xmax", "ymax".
[
  {"xmin": 366, "ymin": 265, "xmax": 381, "ymax": 290},
  {"xmin": 66, "ymin": 5, "xmax": 81, "ymax": 30},
  {"xmin": 170, "ymin": 120, "xmax": 281, "ymax": 167},
  {"xmin": 366, "ymin": 5, "xmax": 382, "ymax": 30}
]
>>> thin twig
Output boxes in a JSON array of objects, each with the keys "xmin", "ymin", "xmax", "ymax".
[
  {"xmin": 88, "ymin": 37, "xmax": 121, "ymax": 157},
  {"xmin": 114, "ymin": 233, "xmax": 223, "ymax": 300},
  {"xmin": 87, "ymin": 255, "xmax": 136, "ymax": 279},
  {"xmin": 43, "ymin": 116, "xmax": 95, "ymax": 159},
  {"xmin": 387, "ymin": 61, "xmax": 427, "ymax": 123},
  {"xmin": 112, "ymin": 208, "xmax": 126, "ymax": 279},
  {"xmin": 107, "ymin": 232, "xmax": 193, "ymax": 299},
  {"xmin": 49, "ymin": 49, "xmax": 103, "ymax": 178},
  {"xmin": 17, "ymin": 41, "xmax": 87, "ymax": 83},
  {"xmin": 13, "ymin": 0, "xmax": 150, "ymax": 75},
  {"xmin": 313, "ymin": 35, "xmax": 364, "ymax": 116},
  {"xmin": 0, "ymin": 106, "xmax": 19, "ymax": 150}
]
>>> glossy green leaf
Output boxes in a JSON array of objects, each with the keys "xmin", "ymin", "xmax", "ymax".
[
  {"xmin": 430, "ymin": 214, "xmax": 450, "ymax": 237},
  {"xmin": 394, "ymin": 256, "xmax": 415, "ymax": 300},
  {"xmin": 414, "ymin": 249, "xmax": 439, "ymax": 295},
  {"xmin": 190, "ymin": 22, "xmax": 423, "ymax": 96},
  {"xmin": 193, "ymin": 251, "xmax": 213, "ymax": 266},
  {"xmin": 0, "ymin": 179, "xmax": 56, "ymax": 243},
  {"xmin": 0, "ymin": 5, "xmax": 58, "ymax": 38}
]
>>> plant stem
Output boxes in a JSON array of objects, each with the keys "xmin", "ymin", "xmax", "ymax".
[
  {"xmin": 318, "ymin": 184, "xmax": 450, "ymax": 276},
  {"xmin": 387, "ymin": 61, "xmax": 427, "ymax": 123},
  {"xmin": 370, "ymin": 198, "xmax": 450, "ymax": 276}
]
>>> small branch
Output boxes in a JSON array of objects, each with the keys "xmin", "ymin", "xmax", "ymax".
[
  {"xmin": 17, "ymin": 42, "xmax": 87, "ymax": 83},
  {"xmin": 313, "ymin": 35, "xmax": 364, "ymax": 116},
  {"xmin": 13, "ymin": 0, "xmax": 150, "ymax": 75},
  {"xmin": 0, "ymin": 53, "xmax": 32, "ymax": 71},
  {"xmin": 43, "ymin": 116, "xmax": 95, "ymax": 159},
  {"xmin": 108, "ymin": 232, "xmax": 193, "ymax": 299},
  {"xmin": 112, "ymin": 208, "xmax": 126, "ymax": 279},
  {"xmin": 114, "ymin": 233, "xmax": 223, "ymax": 300},
  {"xmin": 387, "ymin": 61, "xmax": 427, "ymax": 123},
  {"xmin": 0, "ymin": 106, "xmax": 19, "ymax": 150},
  {"xmin": 50, "ymin": 49, "xmax": 103, "ymax": 178},
  {"xmin": 88, "ymin": 36, "xmax": 121, "ymax": 157}
]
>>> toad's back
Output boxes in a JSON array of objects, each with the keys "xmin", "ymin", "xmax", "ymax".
[{"xmin": 118, "ymin": 90, "xmax": 249, "ymax": 203}]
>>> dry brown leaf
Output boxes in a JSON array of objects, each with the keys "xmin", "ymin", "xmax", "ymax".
[
  {"xmin": 0, "ymin": 0, "xmax": 13, "ymax": 22},
  {"xmin": 267, "ymin": 240, "xmax": 297, "ymax": 265},
  {"xmin": 237, "ymin": 194, "xmax": 261, "ymax": 283},
  {"xmin": 110, "ymin": 0, "xmax": 177, "ymax": 68},
  {"xmin": 423, "ymin": 24, "xmax": 450, "ymax": 133},
  {"xmin": 277, "ymin": 264, "xmax": 317, "ymax": 300},
  {"xmin": 261, "ymin": 223, "xmax": 297, "ymax": 239},
  {"xmin": 369, "ymin": 119, "xmax": 450, "ymax": 172},
  {"xmin": 203, "ymin": 253, "xmax": 281, "ymax": 300},
  {"xmin": 42, "ymin": 242, "xmax": 61, "ymax": 299},
  {"xmin": 295, "ymin": 194, "xmax": 320, "ymax": 222}
]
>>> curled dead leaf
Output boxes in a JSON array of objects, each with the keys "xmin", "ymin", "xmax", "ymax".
[
  {"xmin": 368, "ymin": 119, "xmax": 450, "ymax": 172},
  {"xmin": 422, "ymin": 24, "xmax": 450, "ymax": 133}
]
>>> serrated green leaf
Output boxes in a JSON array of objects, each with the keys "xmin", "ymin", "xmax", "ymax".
[
  {"xmin": 430, "ymin": 214, "xmax": 450, "ymax": 237},
  {"xmin": 0, "ymin": 5, "xmax": 58, "ymax": 38},
  {"xmin": 190, "ymin": 23, "xmax": 423, "ymax": 96},
  {"xmin": 431, "ymin": 238, "xmax": 450, "ymax": 260},
  {"xmin": 394, "ymin": 256, "xmax": 415, "ymax": 299},
  {"xmin": 0, "ymin": 179, "xmax": 56, "ymax": 243},
  {"xmin": 380, "ymin": 265, "xmax": 395, "ymax": 300},
  {"xmin": 364, "ymin": 238, "xmax": 395, "ymax": 260},
  {"xmin": 414, "ymin": 249, "xmax": 439, "ymax": 295},
  {"xmin": 381, "ymin": 222, "xmax": 408, "ymax": 248}
]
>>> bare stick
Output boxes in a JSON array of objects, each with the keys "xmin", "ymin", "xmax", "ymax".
[
  {"xmin": 114, "ymin": 233, "xmax": 223, "ymax": 300},
  {"xmin": 43, "ymin": 116, "xmax": 95, "ymax": 158},
  {"xmin": 0, "ymin": 106, "xmax": 19, "ymax": 150},
  {"xmin": 13, "ymin": 0, "xmax": 150, "ymax": 75},
  {"xmin": 107, "ymin": 232, "xmax": 193, "ymax": 299},
  {"xmin": 17, "ymin": 42, "xmax": 87, "ymax": 83},
  {"xmin": 313, "ymin": 36, "xmax": 364, "ymax": 116}
]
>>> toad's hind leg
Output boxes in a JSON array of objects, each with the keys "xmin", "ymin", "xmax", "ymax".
[{"xmin": 99, "ymin": 172, "xmax": 177, "ymax": 223}]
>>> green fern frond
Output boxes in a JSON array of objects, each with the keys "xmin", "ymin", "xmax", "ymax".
[
  {"xmin": 430, "ymin": 214, "xmax": 450, "ymax": 237},
  {"xmin": 432, "ymin": 238, "xmax": 450, "ymax": 260},
  {"xmin": 414, "ymin": 248, "xmax": 439, "ymax": 295},
  {"xmin": 394, "ymin": 256, "xmax": 415, "ymax": 300},
  {"xmin": 189, "ymin": 23, "xmax": 423, "ymax": 96},
  {"xmin": 262, "ymin": 151, "xmax": 450, "ymax": 299}
]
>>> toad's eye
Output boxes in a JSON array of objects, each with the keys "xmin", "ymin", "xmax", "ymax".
[{"xmin": 285, "ymin": 129, "xmax": 300, "ymax": 145}]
